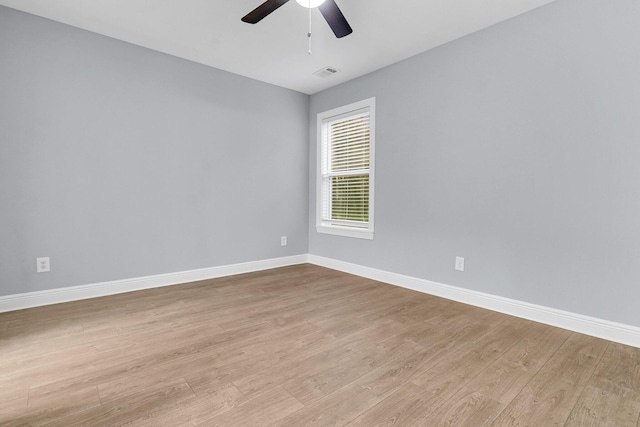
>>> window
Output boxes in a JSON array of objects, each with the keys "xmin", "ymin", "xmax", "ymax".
[{"xmin": 316, "ymin": 97, "xmax": 375, "ymax": 239}]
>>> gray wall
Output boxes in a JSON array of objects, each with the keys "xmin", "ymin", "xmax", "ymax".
[
  {"xmin": 0, "ymin": 6, "xmax": 309, "ymax": 296},
  {"xmin": 3, "ymin": 0, "xmax": 639, "ymax": 329},
  {"xmin": 309, "ymin": 0, "xmax": 640, "ymax": 327}
]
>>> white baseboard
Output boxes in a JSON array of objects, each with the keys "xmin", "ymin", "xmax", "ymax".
[
  {"xmin": 0, "ymin": 255, "xmax": 308, "ymax": 314},
  {"xmin": 3, "ymin": 253, "xmax": 639, "ymax": 348},
  {"xmin": 308, "ymin": 254, "xmax": 640, "ymax": 349}
]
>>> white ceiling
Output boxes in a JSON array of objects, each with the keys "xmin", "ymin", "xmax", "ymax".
[{"xmin": 0, "ymin": 0, "xmax": 556, "ymax": 94}]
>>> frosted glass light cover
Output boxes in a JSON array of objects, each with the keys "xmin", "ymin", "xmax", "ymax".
[{"xmin": 296, "ymin": 0, "xmax": 326, "ymax": 8}]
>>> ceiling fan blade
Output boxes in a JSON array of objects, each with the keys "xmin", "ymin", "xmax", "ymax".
[
  {"xmin": 318, "ymin": 0, "xmax": 352, "ymax": 38},
  {"xmin": 242, "ymin": 0, "xmax": 291, "ymax": 24}
]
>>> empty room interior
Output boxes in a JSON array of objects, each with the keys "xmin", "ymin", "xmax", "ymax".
[{"xmin": 2, "ymin": 0, "xmax": 640, "ymax": 425}]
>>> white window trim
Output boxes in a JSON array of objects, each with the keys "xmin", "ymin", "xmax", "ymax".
[{"xmin": 316, "ymin": 97, "xmax": 375, "ymax": 240}]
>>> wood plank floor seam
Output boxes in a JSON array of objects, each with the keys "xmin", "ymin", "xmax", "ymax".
[{"xmin": 489, "ymin": 330, "xmax": 575, "ymax": 425}]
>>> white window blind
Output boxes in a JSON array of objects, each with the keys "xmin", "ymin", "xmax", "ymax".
[{"xmin": 317, "ymin": 98, "xmax": 375, "ymax": 239}]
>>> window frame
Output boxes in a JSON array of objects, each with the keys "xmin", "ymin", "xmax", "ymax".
[{"xmin": 316, "ymin": 97, "xmax": 375, "ymax": 240}]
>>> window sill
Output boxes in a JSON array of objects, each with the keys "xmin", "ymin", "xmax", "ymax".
[{"xmin": 316, "ymin": 225, "xmax": 374, "ymax": 240}]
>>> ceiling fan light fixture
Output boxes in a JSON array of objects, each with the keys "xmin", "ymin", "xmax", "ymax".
[
  {"xmin": 243, "ymin": 0, "xmax": 352, "ymax": 38},
  {"xmin": 295, "ymin": 0, "xmax": 326, "ymax": 8}
]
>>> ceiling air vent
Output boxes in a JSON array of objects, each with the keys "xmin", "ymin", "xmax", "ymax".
[{"xmin": 313, "ymin": 67, "xmax": 340, "ymax": 78}]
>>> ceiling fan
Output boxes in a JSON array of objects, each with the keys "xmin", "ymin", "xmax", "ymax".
[{"xmin": 241, "ymin": 0, "xmax": 353, "ymax": 38}]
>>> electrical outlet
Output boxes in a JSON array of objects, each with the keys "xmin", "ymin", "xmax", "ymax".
[
  {"xmin": 455, "ymin": 256, "xmax": 465, "ymax": 272},
  {"xmin": 281, "ymin": 236, "xmax": 287, "ymax": 246},
  {"xmin": 37, "ymin": 257, "xmax": 50, "ymax": 273}
]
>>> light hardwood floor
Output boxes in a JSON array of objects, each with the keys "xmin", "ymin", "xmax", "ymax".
[{"xmin": 1, "ymin": 264, "xmax": 639, "ymax": 426}]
